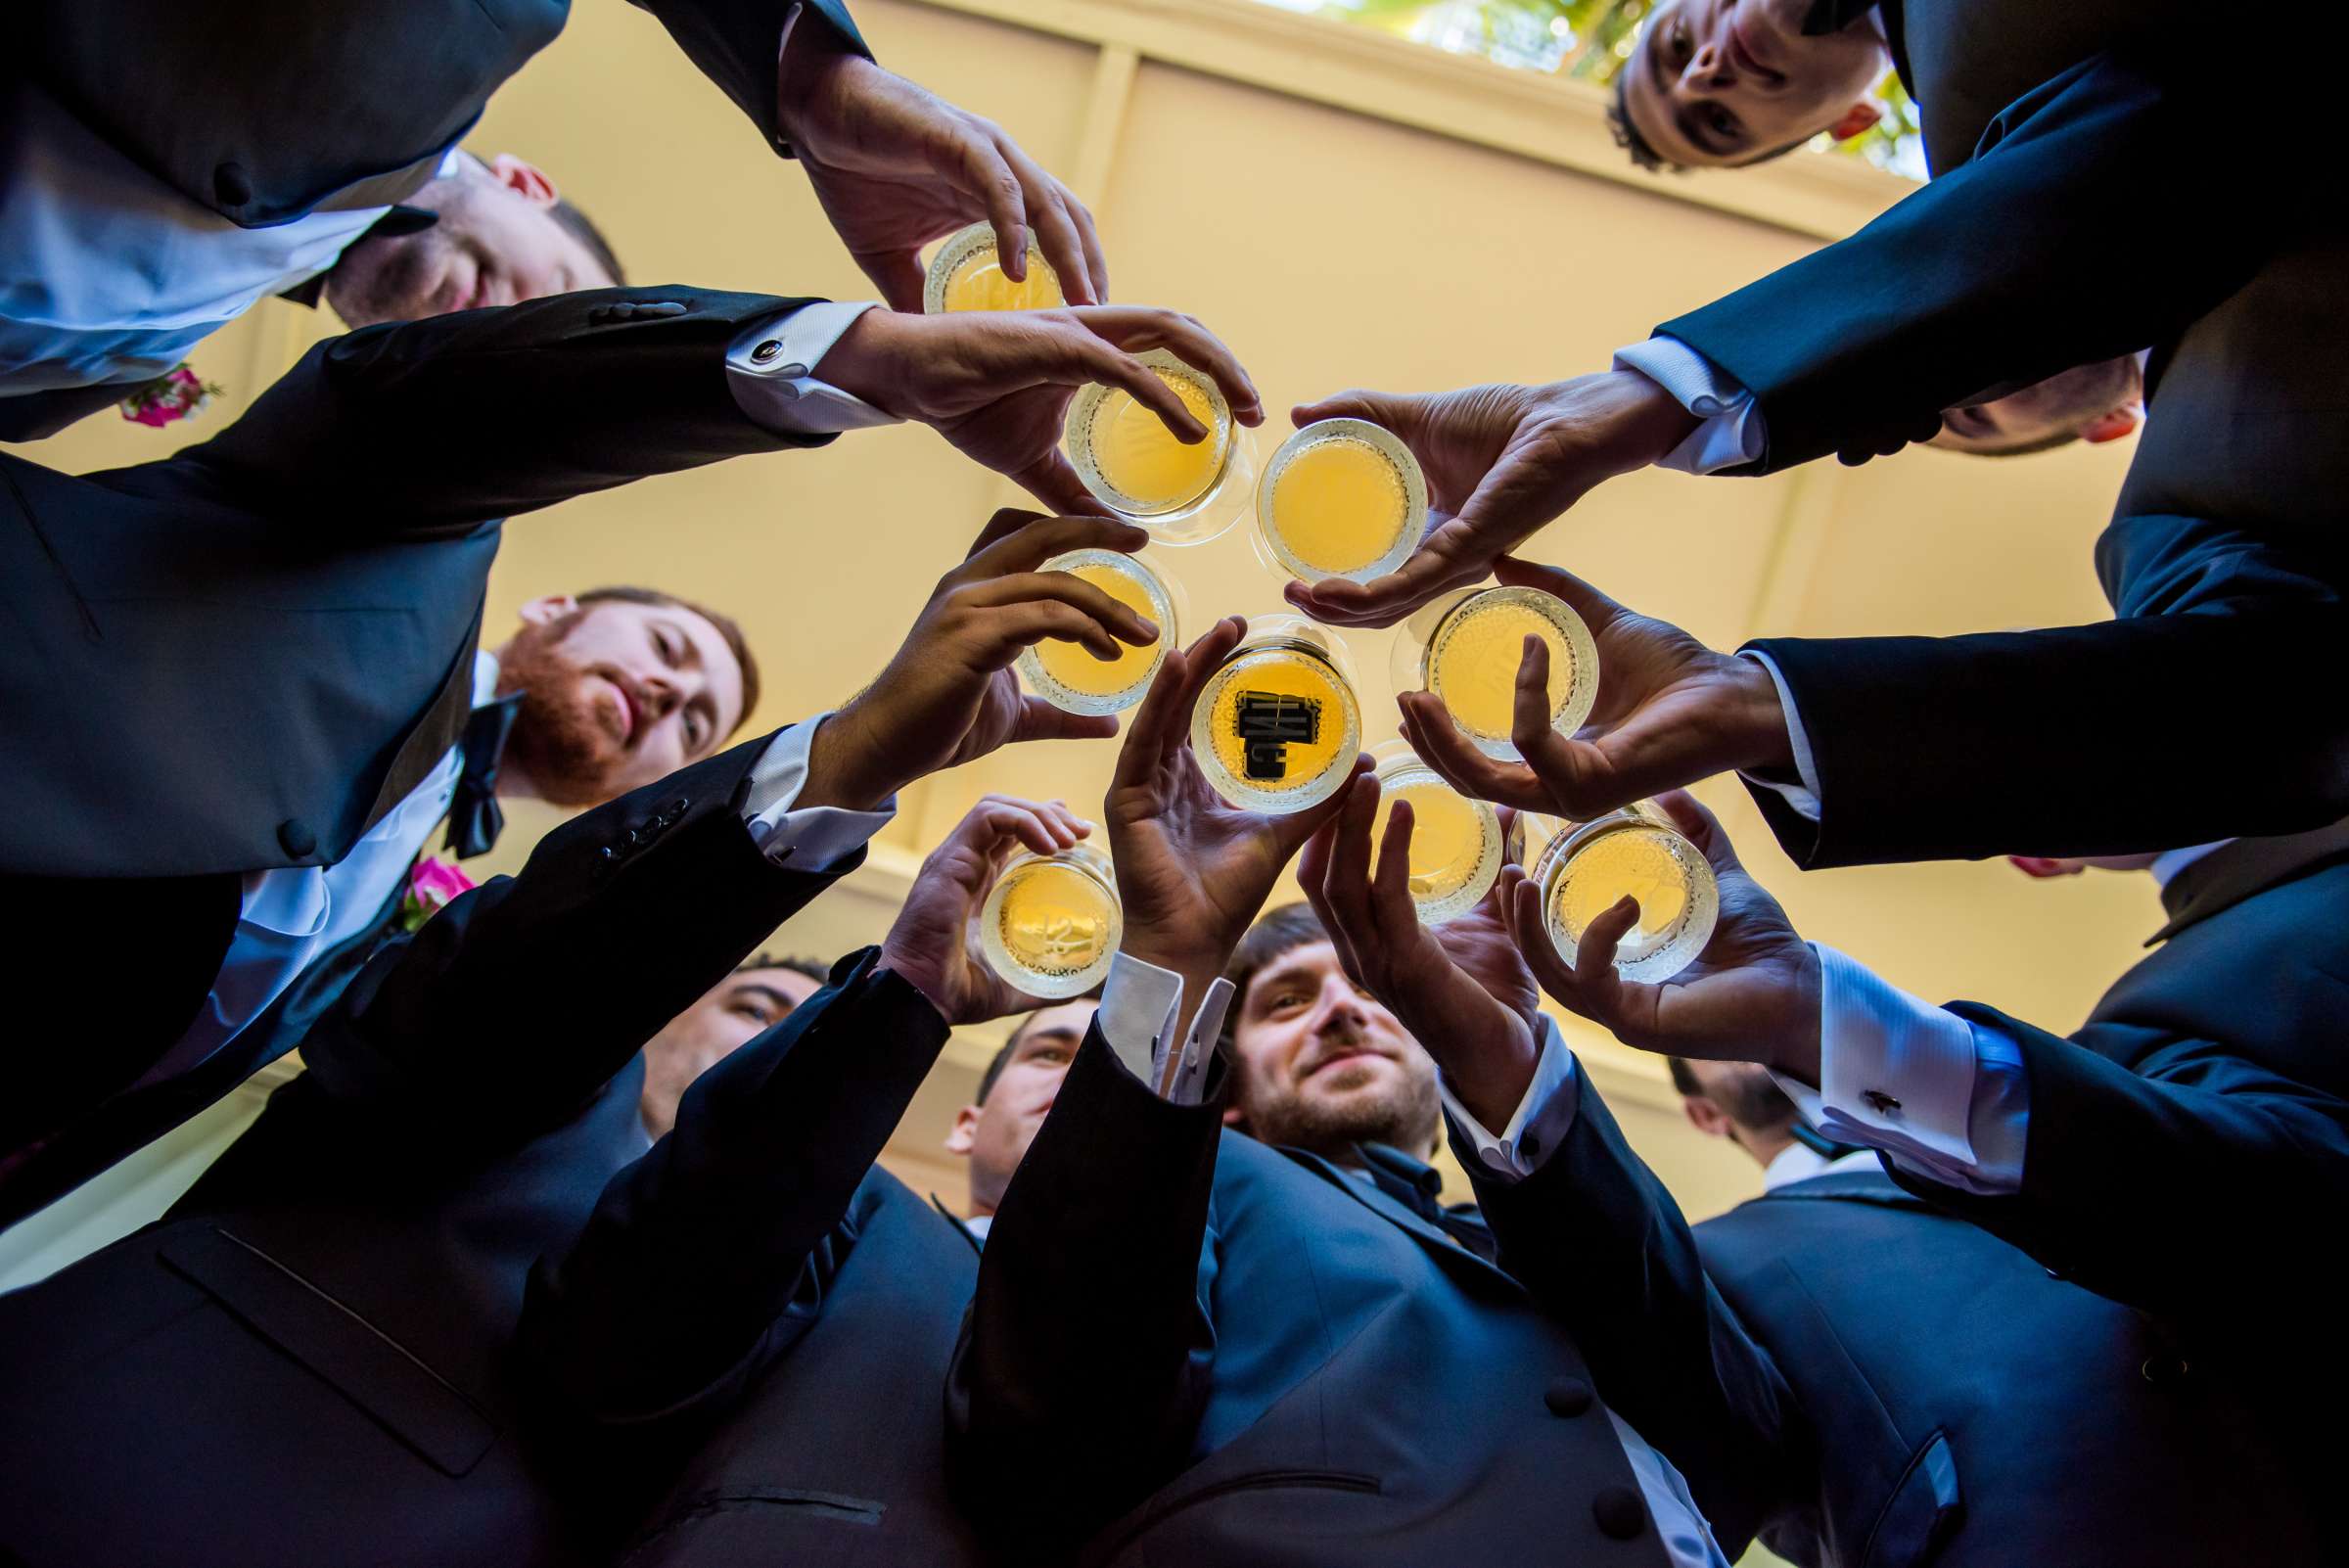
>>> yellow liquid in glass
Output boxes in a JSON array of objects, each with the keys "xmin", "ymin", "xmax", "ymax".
[
  {"xmin": 1268, "ymin": 436, "xmax": 1408, "ymax": 575},
  {"xmin": 1203, "ymin": 646, "xmax": 1352, "ymax": 799},
  {"xmin": 941, "ymin": 249, "xmax": 1063, "ymax": 311},
  {"xmin": 1374, "ymin": 776, "xmax": 1492, "ymax": 904},
  {"xmin": 1092, "ymin": 370, "xmax": 1225, "ymax": 511},
  {"xmin": 1032, "ymin": 561, "xmax": 1163, "ymax": 700},
  {"xmin": 994, "ymin": 859, "xmax": 1117, "ymax": 985},
  {"xmin": 1427, "ymin": 593, "xmax": 1580, "ymax": 744},
  {"xmin": 1547, "ymin": 824, "xmax": 1693, "ymax": 964}
]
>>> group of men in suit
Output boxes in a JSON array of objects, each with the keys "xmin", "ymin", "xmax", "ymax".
[{"xmin": 2, "ymin": 0, "xmax": 2341, "ymax": 1561}]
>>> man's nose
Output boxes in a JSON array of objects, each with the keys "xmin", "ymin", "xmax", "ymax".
[
  {"xmin": 639, "ymin": 672, "xmax": 682, "ymax": 721},
  {"xmin": 1681, "ymin": 38, "xmax": 1732, "ymax": 93},
  {"xmin": 1310, "ymin": 978, "xmax": 1369, "ymax": 1034}
]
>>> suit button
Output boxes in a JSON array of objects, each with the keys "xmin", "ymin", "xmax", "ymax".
[
  {"xmin": 1544, "ymin": 1376, "xmax": 1592, "ymax": 1417},
  {"xmin": 213, "ymin": 161, "xmax": 253, "ymax": 208},
  {"xmin": 1592, "ymin": 1484, "xmax": 1646, "ymax": 1541},
  {"xmin": 2142, "ymin": 1356, "xmax": 2189, "ymax": 1385},
  {"xmin": 276, "ymin": 818, "xmax": 317, "ymax": 857}
]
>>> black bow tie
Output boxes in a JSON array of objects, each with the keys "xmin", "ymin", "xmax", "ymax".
[
  {"xmin": 1802, "ymin": 0, "xmax": 1874, "ymax": 34},
  {"xmin": 443, "ymin": 693, "xmax": 523, "ymax": 859}
]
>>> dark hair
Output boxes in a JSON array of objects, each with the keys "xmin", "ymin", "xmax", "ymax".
[
  {"xmin": 575, "ymin": 586, "xmax": 760, "ymax": 740},
  {"xmin": 734, "ymin": 951, "xmax": 830, "ymax": 985},
  {"xmin": 550, "ymin": 197, "xmax": 627, "ymax": 286},
  {"xmin": 1669, "ymin": 1055, "xmax": 1802, "ymax": 1131},
  {"xmin": 1216, "ymin": 903, "xmax": 1332, "ymax": 1053},
  {"xmin": 1666, "ymin": 1056, "xmax": 1703, "ymax": 1098},
  {"xmin": 978, "ymin": 983, "xmax": 1106, "ymax": 1105}
]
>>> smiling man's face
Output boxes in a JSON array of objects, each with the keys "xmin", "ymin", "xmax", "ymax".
[
  {"xmin": 324, "ymin": 152, "xmax": 617, "ymax": 326},
  {"xmin": 493, "ymin": 593, "xmax": 748, "ymax": 807},
  {"xmin": 1226, "ymin": 939, "xmax": 1440, "ymax": 1160},
  {"xmin": 1618, "ymin": 0, "xmax": 1889, "ymax": 170}
]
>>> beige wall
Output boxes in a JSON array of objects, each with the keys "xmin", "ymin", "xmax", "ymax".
[{"xmin": 12, "ymin": 0, "xmax": 2164, "ymax": 1316}]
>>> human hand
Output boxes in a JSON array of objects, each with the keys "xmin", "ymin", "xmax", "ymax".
[
  {"xmin": 1281, "ymin": 371, "xmax": 1697, "ymax": 628},
  {"xmin": 1107, "ymin": 615, "xmax": 1368, "ymax": 1045},
  {"xmin": 881, "ymin": 794, "xmax": 1092, "ymax": 1025},
  {"xmin": 1396, "ymin": 556, "xmax": 1792, "ymax": 821},
  {"xmin": 774, "ymin": 18, "xmax": 1106, "ymax": 308},
  {"xmin": 1497, "ymin": 791, "xmax": 1822, "ymax": 1082},
  {"xmin": 1298, "ymin": 785, "xmax": 1543, "ymax": 1131},
  {"xmin": 802, "ymin": 510, "xmax": 1157, "ymax": 808},
  {"xmin": 816, "ymin": 306, "xmax": 1262, "ymax": 514}
]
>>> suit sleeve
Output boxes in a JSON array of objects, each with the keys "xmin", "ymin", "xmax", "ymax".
[
  {"xmin": 1465, "ymin": 1075, "xmax": 1809, "ymax": 1559},
  {"xmin": 519, "ymin": 951, "xmax": 947, "ymax": 1442},
  {"xmin": 1661, "ymin": 45, "xmax": 2290, "ymax": 472},
  {"xmin": 295, "ymin": 725, "xmax": 857, "ymax": 1130},
  {"xmin": 143, "ymin": 287, "xmax": 829, "ymax": 535},
  {"xmin": 945, "ymin": 1026, "xmax": 1223, "ymax": 1553},
  {"xmin": 631, "ymin": 0, "xmax": 872, "ymax": 154},
  {"xmin": 1741, "ymin": 513, "xmax": 2349, "ymax": 866},
  {"xmin": 1887, "ymin": 1006, "xmax": 2349, "ymax": 1341}
]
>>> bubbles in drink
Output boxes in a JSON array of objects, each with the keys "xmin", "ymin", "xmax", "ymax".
[
  {"xmin": 1370, "ymin": 757, "xmax": 1501, "ymax": 924},
  {"xmin": 1018, "ymin": 549, "xmax": 1176, "ymax": 715},
  {"xmin": 1535, "ymin": 812, "xmax": 1717, "ymax": 983},
  {"xmin": 923, "ymin": 222, "xmax": 1064, "ymax": 312},
  {"xmin": 1420, "ymin": 586, "xmax": 1599, "ymax": 760},
  {"xmin": 980, "ymin": 846, "xmax": 1121, "ymax": 998}
]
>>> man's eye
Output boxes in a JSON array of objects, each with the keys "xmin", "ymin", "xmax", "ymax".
[
  {"xmin": 1707, "ymin": 104, "xmax": 1739, "ymax": 139},
  {"xmin": 1034, "ymin": 1046, "xmax": 1072, "ymax": 1065},
  {"xmin": 730, "ymin": 1002, "xmax": 775, "ymax": 1024},
  {"xmin": 1673, "ymin": 20, "xmax": 1692, "ymax": 62}
]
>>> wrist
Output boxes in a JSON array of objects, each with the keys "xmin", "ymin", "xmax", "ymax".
[
  {"xmin": 810, "ymin": 309, "xmax": 912, "ymax": 417},
  {"xmin": 1763, "ymin": 944, "xmax": 1825, "ymax": 1087},
  {"xmin": 798, "ymin": 706, "xmax": 902, "ymax": 813},
  {"xmin": 773, "ymin": 8, "xmax": 862, "ymax": 148},
  {"xmin": 1434, "ymin": 1013, "xmax": 1542, "ymax": 1137},
  {"xmin": 1721, "ymin": 652, "xmax": 1797, "ymax": 775}
]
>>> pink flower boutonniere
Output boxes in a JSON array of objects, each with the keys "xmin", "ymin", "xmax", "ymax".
[
  {"xmin": 118, "ymin": 363, "xmax": 226, "ymax": 429},
  {"xmin": 399, "ymin": 855, "xmax": 479, "ymax": 933}
]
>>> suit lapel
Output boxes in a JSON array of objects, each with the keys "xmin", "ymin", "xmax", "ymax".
[
  {"xmin": 2145, "ymin": 826, "xmax": 2349, "ymax": 945},
  {"xmin": 1278, "ymin": 1146, "xmax": 1515, "ymax": 1289}
]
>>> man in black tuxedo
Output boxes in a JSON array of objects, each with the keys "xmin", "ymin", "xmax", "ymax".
[
  {"xmin": 0, "ymin": 281, "xmax": 1254, "ymax": 1224},
  {"xmin": 519, "ymin": 790, "xmax": 1106, "ymax": 1564},
  {"xmin": 4, "ymin": 0, "xmax": 1113, "ymax": 439},
  {"xmin": 0, "ymin": 511, "xmax": 1153, "ymax": 1568},
  {"xmin": 1302, "ymin": 774, "xmax": 2327, "ymax": 1561},
  {"xmin": 946, "ymin": 617, "xmax": 1729, "ymax": 1567}
]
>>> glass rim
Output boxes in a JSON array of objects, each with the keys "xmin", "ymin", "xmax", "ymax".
[
  {"xmin": 1064, "ymin": 349, "xmax": 1240, "ymax": 526},
  {"xmin": 1253, "ymin": 417, "xmax": 1428, "ymax": 586},
  {"xmin": 1189, "ymin": 637, "xmax": 1363, "ymax": 815},
  {"xmin": 1015, "ymin": 548, "xmax": 1182, "ymax": 715},
  {"xmin": 1397, "ymin": 582, "xmax": 1601, "ymax": 761},
  {"xmin": 921, "ymin": 220, "xmax": 1058, "ymax": 314}
]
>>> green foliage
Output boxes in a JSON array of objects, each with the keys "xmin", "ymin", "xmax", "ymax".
[{"xmin": 1276, "ymin": 0, "xmax": 1923, "ymax": 177}]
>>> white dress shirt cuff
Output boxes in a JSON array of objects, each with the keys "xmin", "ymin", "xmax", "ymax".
[
  {"xmin": 1768, "ymin": 944, "xmax": 2029, "ymax": 1194},
  {"xmin": 1096, "ymin": 951, "xmax": 1232, "ymax": 1106},
  {"xmin": 739, "ymin": 715, "xmax": 896, "ymax": 872},
  {"xmin": 726, "ymin": 301, "xmax": 900, "ymax": 434},
  {"xmin": 1443, "ymin": 1014, "xmax": 1581, "ymax": 1181},
  {"xmin": 1613, "ymin": 336, "xmax": 1767, "ymax": 475},
  {"xmin": 1734, "ymin": 649, "xmax": 1823, "ymax": 821}
]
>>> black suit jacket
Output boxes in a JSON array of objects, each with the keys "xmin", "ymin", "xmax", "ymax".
[
  {"xmin": 1880, "ymin": 833, "xmax": 2349, "ymax": 1363},
  {"xmin": 1739, "ymin": 228, "xmax": 2349, "ymax": 866},
  {"xmin": 522, "ymin": 952, "xmax": 986, "ymax": 1565},
  {"xmin": 1472, "ymin": 1086, "xmax": 2323, "ymax": 1567},
  {"xmin": 0, "ymin": 285, "xmax": 827, "ymax": 1204},
  {"xmin": 0, "ymin": 728, "xmax": 856, "ymax": 1568},
  {"xmin": 948, "ymin": 1026, "xmax": 1677, "ymax": 1567},
  {"xmin": 21, "ymin": 0, "xmax": 868, "ymax": 231}
]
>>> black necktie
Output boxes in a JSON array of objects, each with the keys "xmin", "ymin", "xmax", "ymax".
[
  {"xmin": 442, "ymin": 693, "xmax": 523, "ymax": 859},
  {"xmin": 1802, "ymin": 0, "xmax": 1873, "ymax": 35}
]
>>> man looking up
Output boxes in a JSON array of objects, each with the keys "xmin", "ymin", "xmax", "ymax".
[
  {"xmin": 3, "ymin": 0, "xmax": 1113, "ymax": 438},
  {"xmin": 948, "ymin": 616, "xmax": 1729, "ymax": 1567},
  {"xmin": 1293, "ymin": 781, "xmax": 2326, "ymax": 1563},
  {"xmin": 946, "ymin": 991, "xmax": 1098, "ymax": 1233},
  {"xmin": 637, "ymin": 953, "xmax": 828, "ymax": 1141},
  {"xmin": 0, "ymin": 509, "xmax": 1147, "ymax": 1568},
  {"xmin": 1609, "ymin": 0, "xmax": 1890, "ymax": 173}
]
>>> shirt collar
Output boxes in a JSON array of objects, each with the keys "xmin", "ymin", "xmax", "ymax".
[
  {"xmin": 471, "ymin": 648, "xmax": 502, "ymax": 710},
  {"xmin": 2149, "ymin": 841, "xmax": 2232, "ymax": 889},
  {"xmin": 964, "ymin": 1214, "xmax": 992, "ymax": 1242}
]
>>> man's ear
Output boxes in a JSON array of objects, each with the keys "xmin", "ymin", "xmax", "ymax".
[
  {"xmin": 1681, "ymin": 1096, "xmax": 1735, "ymax": 1141},
  {"xmin": 1826, "ymin": 100, "xmax": 1883, "ymax": 142},
  {"xmin": 1221, "ymin": 1105, "xmax": 1248, "ymax": 1130},
  {"xmin": 2006, "ymin": 854, "xmax": 2084, "ymax": 879},
  {"xmin": 517, "ymin": 593, "xmax": 577, "ymax": 628},
  {"xmin": 2080, "ymin": 407, "xmax": 2141, "ymax": 444},
  {"xmin": 944, "ymin": 1106, "xmax": 982, "ymax": 1155},
  {"xmin": 488, "ymin": 153, "xmax": 561, "ymax": 208}
]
